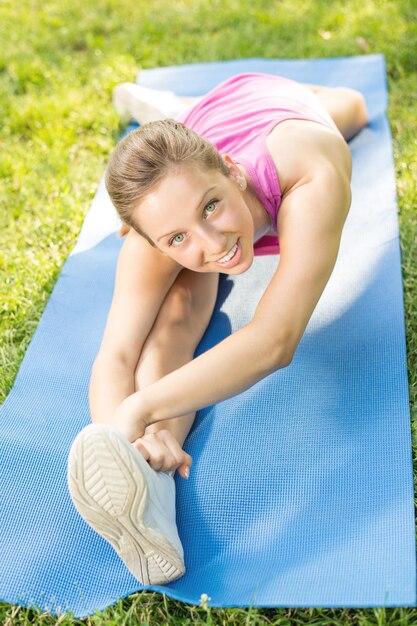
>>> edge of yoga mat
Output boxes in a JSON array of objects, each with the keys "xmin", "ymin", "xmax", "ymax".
[{"xmin": 1, "ymin": 54, "xmax": 415, "ymax": 617}]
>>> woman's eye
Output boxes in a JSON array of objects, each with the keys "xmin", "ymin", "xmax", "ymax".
[
  {"xmin": 169, "ymin": 233, "xmax": 185, "ymax": 246},
  {"xmin": 204, "ymin": 199, "xmax": 218, "ymax": 215}
]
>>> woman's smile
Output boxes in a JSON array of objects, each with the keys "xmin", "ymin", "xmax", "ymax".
[{"xmin": 213, "ymin": 238, "xmax": 242, "ymax": 268}]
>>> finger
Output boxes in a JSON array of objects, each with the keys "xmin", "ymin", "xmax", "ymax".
[
  {"xmin": 177, "ymin": 452, "xmax": 193, "ymax": 479},
  {"xmin": 133, "ymin": 438, "xmax": 166, "ymax": 471},
  {"xmin": 140, "ymin": 435, "xmax": 177, "ymax": 472},
  {"xmin": 132, "ymin": 438, "xmax": 151, "ymax": 462},
  {"xmin": 156, "ymin": 430, "xmax": 189, "ymax": 467},
  {"xmin": 157, "ymin": 430, "xmax": 193, "ymax": 478}
]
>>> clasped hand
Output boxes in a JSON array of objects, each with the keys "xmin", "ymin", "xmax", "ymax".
[
  {"xmin": 132, "ymin": 429, "xmax": 192, "ymax": 479},
  {"xmin": 112, "ymin": 392, "xmax": 192, "ymax": 479}
]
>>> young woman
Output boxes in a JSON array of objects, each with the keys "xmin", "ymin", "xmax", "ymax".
[{"xmin": 67, "ymin": 72, "xmax": 369, "ymax": 587}]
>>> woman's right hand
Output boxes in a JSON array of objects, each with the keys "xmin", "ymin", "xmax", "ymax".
[{"xmin": 132, "ymin": 429, "xmax": 192, "ymax": 479}]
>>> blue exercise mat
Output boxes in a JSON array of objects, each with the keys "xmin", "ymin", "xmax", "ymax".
[{"xmin": 0, "ymin": 54, "xmax": 415, "ymax": 617}]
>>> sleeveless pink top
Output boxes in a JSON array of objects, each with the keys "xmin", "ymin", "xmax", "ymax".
[{"xmin": 176, "ymin": 72, "xmax": 343, "ymax": 256}]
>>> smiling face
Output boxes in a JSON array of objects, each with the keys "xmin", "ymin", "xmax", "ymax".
[{"xmin": 133, "ymin": 156, "xmax": 257, "ymax": 274}]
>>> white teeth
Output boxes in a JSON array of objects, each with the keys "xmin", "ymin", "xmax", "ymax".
[{"xmin": 218, "ymin": 242, "xmax": 238, "ymax": 263}]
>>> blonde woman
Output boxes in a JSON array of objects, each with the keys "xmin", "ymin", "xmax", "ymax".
[{"xmin": 67, "ymin": 73, "xmax": 368, "ymax": 586}]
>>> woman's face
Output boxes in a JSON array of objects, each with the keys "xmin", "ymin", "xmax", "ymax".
[{"xmin": 135, "ymin": 157, "xmax": 256, "ymax": 274}]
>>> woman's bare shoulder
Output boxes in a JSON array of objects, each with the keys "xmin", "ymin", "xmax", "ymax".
[
  {"xmin": 121, "ymin": 227, "xmax": 182, "ymax": 274},
  {"xmin": 266, "ymin": 119, "xmax": 352, "ymax": 195},
  {"xmin": 117, "ymin": 227, "xmax": 184, "ymax": 291}
]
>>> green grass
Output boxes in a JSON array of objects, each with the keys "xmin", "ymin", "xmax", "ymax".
[{"xmin": 1, "ymin": 0, "xmax": 417, "ymax": 623}]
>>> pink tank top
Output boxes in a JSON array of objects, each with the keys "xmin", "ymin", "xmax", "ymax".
[{"xmin": 176, "ymin": 72, "xmax": 343, "ymax": 256}]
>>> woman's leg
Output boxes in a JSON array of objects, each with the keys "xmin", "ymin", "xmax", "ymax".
[
  {"xmin": 67, "ymin": 269, "xmax": 218, "ymax": 587},
  {"xmin": 134, "ymin": 268, "xmax": 220, "ymax": 448},
  {"xmin": 302, "ymin": 83, "xmax": 369, "ymax": 141}
]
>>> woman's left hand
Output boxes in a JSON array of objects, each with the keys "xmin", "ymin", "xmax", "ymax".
[{"xmin": 112, "ymin": 393, "xmax": 151, "ymax": 442}]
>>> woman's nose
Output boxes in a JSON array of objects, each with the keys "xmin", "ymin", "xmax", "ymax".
[{"xmin": 198, "ymin": 227, "xmax": 227, "ymax": 256}]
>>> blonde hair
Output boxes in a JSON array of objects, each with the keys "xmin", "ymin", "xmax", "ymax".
[{"xmin": 105, "ymin": 119, "xmax": 230, "ymax": 247}]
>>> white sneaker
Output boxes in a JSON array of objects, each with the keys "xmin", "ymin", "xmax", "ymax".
[
  {"xmin": 112, "ymin": 83, "xmax": 188, "ymax": 124},
  {"xmin": 67, "ymin": 423, "xmax": 185, "ymax": 585}
]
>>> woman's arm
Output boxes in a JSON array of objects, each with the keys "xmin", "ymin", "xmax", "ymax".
[{"xmin": 114, "ymin": 163, "xmax": 352, "ymax": 442}]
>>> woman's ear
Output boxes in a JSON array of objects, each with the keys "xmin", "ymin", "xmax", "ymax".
[
  {"xmin": 222, "ymin": 154, "xmax": 241, "ymax": 178},
  {"xmin": 222, "ymin": 153, "xmax": 237, "ymax": 172},
  {"xmin": 221, "ymin": 153, "xmax": 245, "ymax": 188},
  {"xmin": 222, "ymin": 153, "xmax": 231, "ymax": 166}
]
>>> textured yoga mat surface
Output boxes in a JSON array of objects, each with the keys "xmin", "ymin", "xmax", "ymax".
[{"xmin": 0, "ymin": 54, "xmax": 415, "ymax": 617}]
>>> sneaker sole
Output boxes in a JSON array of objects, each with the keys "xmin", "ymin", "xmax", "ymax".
[{"xmin": 67, "ymin": 424, "xmax": 185, "ymax": 586}]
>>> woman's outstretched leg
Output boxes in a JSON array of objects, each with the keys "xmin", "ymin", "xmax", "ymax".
[{"xmin": 67, "ymin": 269, "xmax": 219, "ymax": 586}]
